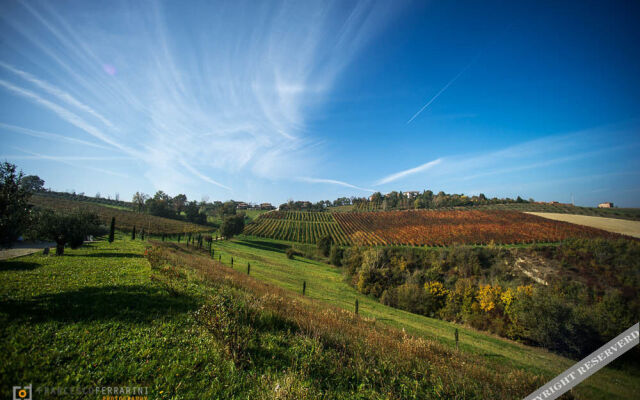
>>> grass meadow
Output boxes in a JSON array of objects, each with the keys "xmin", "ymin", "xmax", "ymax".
[{"xmin": 1, "ymin": 234, "xmax": 638, "ymax": 399}]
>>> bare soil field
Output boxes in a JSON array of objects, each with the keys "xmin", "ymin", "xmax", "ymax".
[{"xmin": 526, "ymin": 212, "xmax": 640, "ymax": 238}]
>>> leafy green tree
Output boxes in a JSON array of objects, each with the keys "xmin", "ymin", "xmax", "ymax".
[
  {"xmin": 317, "ymin": 235, "xmax": 333, "ymax": 257},
  {"xmin": 0, "ymin": 162, "xmax": 33, "ymax": 247},
  {"xmin": 221, "ymin": 214, "xmax": 244, "ymax": 239},
  {"xmin": 222, "ymin": 201, "xmax": 237, "ymax": 216},
  {"xmin": 37, "ymin": 211, "xmax": 104, "ymax": 255},
  {"xmin": 185, "ymin": 201, "xmax": 206, "ymax": 224},
  {"xmin": 20, "ymin": 175, "xmax": 45, "ymax": 192},
  {"xmin": 173, "ymin": 194, "xmax": 188, "ymax": 214},
  {"xmin": 329, "ymin": 245, "xmax": 344, "ymax": 266}
]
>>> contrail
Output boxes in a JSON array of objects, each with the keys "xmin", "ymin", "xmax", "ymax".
[
  {"xmin": 407, "ymin": 57, "xmax": 478, "ymax": 124},
  {"xmin": 375, "ymin": 158, "xmax": 442, "ymax": 185},
  {"xmin": 298, "ymin": 177, "xmax": 375, "ymax": 193}
]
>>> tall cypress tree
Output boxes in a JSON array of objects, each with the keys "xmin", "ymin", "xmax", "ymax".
[{"xmin": 108, "ymin": 217, "xmax": 115, "ymax": 243}]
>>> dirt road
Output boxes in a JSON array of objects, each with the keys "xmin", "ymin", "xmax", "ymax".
[
  {"xmin": 0, "ymin": 242, "xmax": 55, "ymax": 261},
  {"xmin": 526, "ymin": 212, "xmax": 640, "ymax": 238}
]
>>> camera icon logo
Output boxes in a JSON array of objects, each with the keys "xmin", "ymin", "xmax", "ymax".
[{"xmin": 13, "ymin": 384, "xmax": 32, "ymax": 400}]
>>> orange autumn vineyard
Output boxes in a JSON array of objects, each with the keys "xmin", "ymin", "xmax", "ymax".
[{"xmin": 244, "ymin": 209, "xmax": 627, "ymax": 246}]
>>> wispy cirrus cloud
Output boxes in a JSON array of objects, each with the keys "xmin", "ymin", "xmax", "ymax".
[
  {"xmin": 0, "ymin": 0, "xmax": 403, "ymax": 196},
  {"xmin": 298, "ymin": 177, "xmax": 374, "ymax": 193},
  {"xmin": 0, "ymin": 122, "xmax": 110, "ymax": 150}
]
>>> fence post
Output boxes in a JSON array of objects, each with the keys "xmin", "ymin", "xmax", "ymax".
[
  {"xmin": 247, "ymin": 262, "xmax": 250, "ymax": 275},
  {"xmin": 455, "ymin": 328, "xmax": 459, "ymax": 349},
  {"xmin": 302, "ymin": 281, "xmax": 306, "ymax": 296},
  {"xmin": 355, "ymin": 299, "xmax": 359, "ymax": 315}
]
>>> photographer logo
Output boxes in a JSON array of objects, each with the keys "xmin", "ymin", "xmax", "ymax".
[{"xmin": 13, "ymin": 384, "xmax": 32, "ymax": 400}]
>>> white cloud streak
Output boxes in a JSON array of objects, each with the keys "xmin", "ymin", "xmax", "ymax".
[
  {"xmin": 0, "ymin": 122, "xmax": 110, "ymax": 150},
  {"xmin": 375, "ymin": 158, "xmax": 442, "ymax": 185},
  {"xmin": 0, "ymin": 61, "xmax": 115, "ymax": 129},
  {"xmin": 298, "ymin": 177, "xmax": 374, "ymax": 193}
]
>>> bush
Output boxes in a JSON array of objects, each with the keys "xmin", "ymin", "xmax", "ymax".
[
  {"xmin": 329, "ymin": 246, "xmax": 344, "ymax": 266},
  {"xmin": 286, "ymin": 247, "xmax": 301, "ymax": 259},
  {"xmin": 317, "ymin": 235, "xmax": 333, "ymax": 257}
]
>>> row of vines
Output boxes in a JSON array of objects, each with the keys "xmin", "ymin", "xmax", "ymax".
[
  {"xmin": 244, "ymin": 209, "xmax": 627, "ymax": 247},
  {"xmin": 243, "ymin": 211, "xmax": 350, "ymax": 245},
  {"xmin": 30, "ymin": 195, "xmax": 211, "ymax": 235},
  {"xmin": 333, "ymin": 209, "xmax": 626, "ymax": 246}
]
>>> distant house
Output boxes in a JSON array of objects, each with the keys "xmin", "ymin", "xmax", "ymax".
[
  {"xmin": 260, "ymin": 202, "xmax": 275, "ymax": 210},
  {"xmin": 598, "ymin": 202, "xmax": 614, "ymax": 208},
  {"xmin": 236, "ymin": 202, "xmax": 249, "ymax": 210},
  {"xmin": 404, "ymin": 191, "xmax": 420, "ymax": 199}
]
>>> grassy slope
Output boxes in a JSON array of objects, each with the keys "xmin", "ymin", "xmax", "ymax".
[
  {"xmin": 209, "ymin": 236, "xmax": 639, "ymax": 400},
  {"xmin": 0, "ymin": 236, "xmax": 234, "ymax": 399},
  {"xmin": 0, "ymin": 236, "xmax": 546, "ymax": 399},
  {"xmin": 30, "ymin": 194, "xmax": 211, "ymax": 235}
]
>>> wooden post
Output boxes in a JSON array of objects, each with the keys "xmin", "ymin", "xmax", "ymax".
[
  {"xmin": 355, "ymin": 299, "xmax": 359, "ymax": 315},
  {"xmin": 302, "ymin": 281, "xmax": 306, "ymax": 296},
  {"xmin": 247, "ymin": 262, "xmax": 250, "ymax": 275},
  {"xmin": 455, "ymin": 328, "xmax": 459, "ymax": 349}
]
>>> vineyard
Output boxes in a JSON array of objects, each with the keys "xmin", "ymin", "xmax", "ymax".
[
  {"xmin": 243, "ymin": 211, "xmax": 350, "ymax": 245},
  {"xmin": 30, "ymin": 194, "xmax": 211, "ymax": 235},
  {"xmin": 244, "ymin": 209, "xmax": 628, "ymax": 247},
  {"xmin": 334, "ymin": 209, "xmax": 627, "ymax": 246}
]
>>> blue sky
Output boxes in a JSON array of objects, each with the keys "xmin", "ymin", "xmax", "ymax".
[{"xmin": 1, "ymin": 0, "xmax": 639, "ymax": 207}]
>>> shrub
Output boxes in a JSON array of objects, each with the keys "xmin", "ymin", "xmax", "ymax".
[
  {"xmin": 329, "ymin": 245, "xmax": 344, "ymax": 266},
  {"xmin": 286, "ymin": 247, "xmax": 301, "ymax": 259},
  {"xmin": 317, "ymin": 235, "xmax": 333, "ymax": 257}
]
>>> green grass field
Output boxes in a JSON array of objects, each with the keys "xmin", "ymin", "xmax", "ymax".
[
  {"xmin": 209, "ymin": 236, "xmax": 640, "ymax": 399},
  {"xmin": 2, "ymin": 235, "xmax": 638, "ymax": 399}
]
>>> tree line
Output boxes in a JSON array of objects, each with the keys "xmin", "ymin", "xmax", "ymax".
[{"xmin": 335, "ymin": 239, "xmax": 639, "ymax": 361}]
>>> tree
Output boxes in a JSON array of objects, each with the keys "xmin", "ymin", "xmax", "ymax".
[
  {"xmin": 0, "ymin": 163, "xmax": 33, "ymax": 247},
  {"xmin": 221, "ymin": 215, "xmax": 244, "ymax": 239},
  {"xmin": 317, "ymin": 235, "xmax": 333, "ymax": 257},
  {"xmin": 132, "ymin": 192, "xmax": 149, "ymax": 212},
  {"xmin": 173, "ymin": 194, "xmax": 188, "ymax": 214},
  {"xmin": 146, "ymin": 191, "xmax": 175, "ymax": 218},
  {"xmin": 109, "ymin": 217, "xmax": 115, "ymax": 243},
  {"xmin": 222, "ymin": 201, "xmax": 237, "ymax": 216},
  {"xmin": 37, "ymin": 211, "xmax": 103, "ymax": 255},
  {"xmin": 184, "ymin": 201, "xmax": 206, "ymax": 224},
  {"xmin": 20, "ymin": 175, "xmax": 45, "ymax": 193}
]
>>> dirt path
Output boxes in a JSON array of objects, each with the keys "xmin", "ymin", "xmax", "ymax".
[
  {"xmin": 0, "ymin": 242, "xmax": 56, "ymax": 261},
  {"xmin": 526, "ymin": 212, "xmax": 640, "ymax": 238}
]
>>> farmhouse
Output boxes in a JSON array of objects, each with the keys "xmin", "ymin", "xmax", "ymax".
[
  {"xmin": 598, "ymin": 202, "xmax": 614, "ymax": 208},
  {"xmin": 404, "ymin": 191, "xmax": 420, "ymax": 198},
  {"xmin": 260, "ymin": 202, "xmax": 275, "ymax": 210},
  {"xmin": 236, "ymin": 202, "xmax": 249, "ymax": 210}
]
